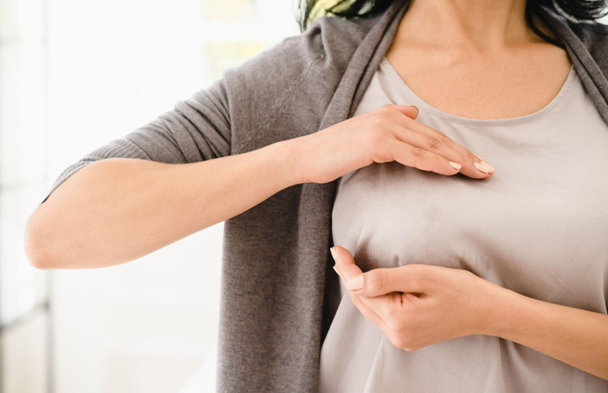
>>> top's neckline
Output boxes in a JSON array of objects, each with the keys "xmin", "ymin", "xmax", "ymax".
[{"xmin": 381, "ymin": 56, "xmax": 576, "ymax": 127}]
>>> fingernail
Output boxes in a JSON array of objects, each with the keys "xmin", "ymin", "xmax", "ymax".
[
  {"xmin": 481, "ymin": 162, "xmax": 495, "ymax": 173},
  {"xmin": 471, "ymin": 152, "xmax": 484, "ymax": 162},
  {"xmin": 471, "ymin": 154, "xmax": 494, "ymax": 173},
  {"xmin": 448, "ymin": 161, "xmax": 462, "ymax": 171},
  {"xmin": 474, "ymin": 161, "xmax": 492, "ymax": 174},
  {"xmin": 333, "ymin": 265, "xmax": 341, "ymax": 276},
  {"xmin": 346, "ymin": 275, "xmax": 364, "ymax": 291},
  {"xmin": 330, "ymin": 247, "xmax": 337, "ymax": 261}
]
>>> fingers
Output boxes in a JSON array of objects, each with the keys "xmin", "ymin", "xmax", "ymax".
[
  {"xmin": 330, "ymin": 246, "xmax": 422, "ymax": 349},
  {"xmin": 381, "ymin": 105, "xmax": 495, "ymax": 179},
  {"xmin": 331, "ymin": 246, "xmax": 363, "ymax": 283},
  {"xmin": 348, "ymin": 265, "xmax": 432, "ymax": 298},
  {"xmin": 331, "ymin": 246, "xmax": 430, "ymax": 296},
  {"xmin": 388, "ymin": 107, "xmax": 475, "ymax": 159},
  {"xmin": 392, "ymin": 105, "xmax": 420, "ymax": 120},
  {"xmin": 331, "ymin": 247, "xmax": 390, "ymax": 331},
  {"xmin": 385, "ymin": 122, "xmax": 494, "ymax": 179},
  {"xmin": 388, "ymin": 138, "xmax": 467, "ymax": 177}
]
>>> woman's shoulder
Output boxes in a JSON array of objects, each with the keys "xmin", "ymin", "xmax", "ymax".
[
  {"xmin": 221, "ymin": 15, "xmax": 376, "ymax": 91},
  {"xmin": 570, "ymin": 20, "xmax": 608, "ymax": 58},
  {"xmin": 217, "ymin": 15, "xmax": 381, "ymax": 154},
  {"xmin": 541, "ymin": 6, "xmax": 608, "ymax": 69}
]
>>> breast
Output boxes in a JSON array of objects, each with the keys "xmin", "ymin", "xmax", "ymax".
[{"xmin": 332, "ymin": 115, "xmax": 608, "ymax": 314}]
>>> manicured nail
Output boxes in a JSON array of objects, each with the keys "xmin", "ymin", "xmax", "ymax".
[
  {"xmin": 481, "ymin": 162, "xmax": 495, "ymax": 173},
  {"xmin": 330, "ymin": 247, "xmax": 337, "ymax": 261},
  {"xmin": 448, "ymin": 161, "xmax": 462, "ymax": 171},
  {"xmin": 471, "ymin": 154, "xmax": 494, "ymax": 173},
  {"xmin": 474, "ymin": 161, "xmax": 492, "ymax": 174},
  {"xmin": 333, "ymin": 265, "xmax": 341, "ymax": 277},
  {"xmin": 471, "ymin": 152, "xmax": 484, "ymax": 162},
  {"xmin": 346, "ymin": 275, "xmax": 364, "ymax": 291}
]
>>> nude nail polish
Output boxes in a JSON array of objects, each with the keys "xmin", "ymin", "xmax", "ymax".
[
  {"xmin": 471, "ymin": 153, "xmax": 494, "ymax": 173},
  {"xmin": 346, "ymin": 275, "xmax": 364, "ymax": 291},
  {"xmin": 471, "ymin": 152, "xmax": 484, "ymax": 162},
  {"xmin": 449, "ymin": 161, "xmax": 462, "ymax": 171},
  {"xmin": 333, "ymin": 265, "xmax": 341, "ymax": 277},
  {"xmin": 474, "ymin": 161, "xmax": 492, "ymax": 174},
  {"xmin": 481, "ymin": 161, "xmax": 494, "ymax": 173}
]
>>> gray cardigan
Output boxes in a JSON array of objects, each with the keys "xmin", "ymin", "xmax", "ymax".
[{"xmin": 44, "ymin": 0, "xmax": 608, "ymax": 391}]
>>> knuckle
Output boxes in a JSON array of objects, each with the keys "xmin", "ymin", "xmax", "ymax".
[
  {"xmin": 385, "ymin": 307, "xmax": 406, "ymax": 332},
  {"xmin": 434, "ymin": 129, "xmax": 451, "ymax": 143},
  {"xmin": 409, "ymin": 264, "xmax": 431, "ymax": 284},
  {"xmin": 435, "ymin": 129, "xmax": 448, "ymax": 139},
  {"xmin": 389, "ymin": 334, "xmax": 410, "ymax": 350},
  {"xmin": 459, "ymin": 268, "xmax": 475, "ymax": 281},
  {"xmin": 467, "ymin": 151, "xmax": 480, "ymax": 162},
  {"xmin": 413, "ymin": 146, "xmax": 426, "ymax": 160},
  {"xmin": 378, "ymin": 104, "xmax": 396, "ymax": 116},
  {"xmin": 368, "ymin": 116, "xmax": 392, "ymax": 137},
  {"xmin": 403, "ymin": 344, "xmax": 418, "ymax": 352},
  {"xmin": 402, "ymin": 265, "xmax": 432, "ymax": 292},
  {"xmin": 366, "ymin": 270, "xmax": 385, "ymax": 293},
  {"xmin": 370, "ymin": 114, "xmax": 388, "ymax": 128},
  {"xmin": 426, "ymin": 136, "xmax": 442, "ymax": 150},
  {"xmin": 409, "ymin": 147, "xmax": 428, "ymax": 169},
  {"xmin": 366, "ymin": 127, "xmax": 387, "ymax": 148}
]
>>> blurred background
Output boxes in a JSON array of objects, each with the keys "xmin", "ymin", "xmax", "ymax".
[{"xmin": 0, "ymin": 0, "xmax": 300, "ymax": 392}]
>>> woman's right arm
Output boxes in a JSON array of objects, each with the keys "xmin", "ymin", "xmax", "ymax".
[
  {"xmin": 25, "ymin": 104, "xmax": 492, "ymax": 269},
  {"xmin": 25, "ymin": 140, "xmax": 300, "ymax": 269}
]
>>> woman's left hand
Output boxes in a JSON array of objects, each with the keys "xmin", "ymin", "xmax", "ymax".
[{"xmin": 330, "ymin": 245, "xmax": 514, "ymax": 351}]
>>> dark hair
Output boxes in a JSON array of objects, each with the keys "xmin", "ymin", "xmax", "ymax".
[{"xmin": 296, "ymin": 0, "xmax": 608, "ymax": 48}]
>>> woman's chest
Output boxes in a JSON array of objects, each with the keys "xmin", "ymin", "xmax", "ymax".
[
  {"xmin": 384, "ymin": 44, "xmax": 573, "ymax": 120},
  {"xmin": 332, "ymin": 112, "xmax": 608, "ymax": 312}
]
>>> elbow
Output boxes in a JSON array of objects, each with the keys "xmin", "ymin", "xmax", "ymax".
[{"xmin": 24, "ymin": 210, "xmax": 56, "ymax": 270}]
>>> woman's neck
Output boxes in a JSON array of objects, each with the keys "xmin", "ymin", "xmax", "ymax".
[{"xmin": 397, "ymin": 0, "xmax": 542, "ymax": 53}]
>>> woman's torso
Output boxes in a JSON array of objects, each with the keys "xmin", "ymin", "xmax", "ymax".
[{"xmin": 318, "ymin": 56, "xmax": 608, "ymax": 392}]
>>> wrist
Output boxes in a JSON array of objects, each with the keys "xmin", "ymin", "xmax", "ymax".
[
  {"xmin": 261, "ymin": 139, "xmax": 305, "ymax": 188},
  {"xmin": 481, "ymin": 284, "xmax": 529, "ymax": 339}
]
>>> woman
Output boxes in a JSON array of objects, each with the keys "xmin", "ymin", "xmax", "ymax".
[
  {"xmin": 320, "ymin": 0, "xmax": 608, "ymax": 391},
  {"xmin": 24, "ymin": 0, "xmax": 608, "ymax": 391}
]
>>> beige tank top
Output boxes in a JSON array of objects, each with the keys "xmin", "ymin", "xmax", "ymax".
[{"xmin": 318, "ymin": 57, "xmax": 608, "ymax": 392}]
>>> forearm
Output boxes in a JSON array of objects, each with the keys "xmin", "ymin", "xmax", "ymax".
[
  {"xmin": 484, "ymin": 288, "xmax": 608, "ymax": 380},
  {"xmin": 25, "ymin": 141, "xmax": 300, "ymax": 269}
]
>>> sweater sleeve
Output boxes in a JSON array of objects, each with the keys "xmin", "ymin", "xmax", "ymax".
[
  {"xmin": 41, "ymin": 76, "xmax": 232, "ymax": 204},
  {"xmin": 40, "ymin": 14, "xmax": 350, "ymax": 204}
]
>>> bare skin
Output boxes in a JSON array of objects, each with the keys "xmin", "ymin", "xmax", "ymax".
[{"xmin": 386, "ymin": 0, "xmax": 572, "ymax": 120}]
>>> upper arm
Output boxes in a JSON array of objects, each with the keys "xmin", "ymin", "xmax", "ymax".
[
  {"xmin": 41, "ymin": 15, "xmax": 365, "ymax": 203},
  {"xmin": 41, "ymin": 77, "xmax": 232, "ymax": 203}
]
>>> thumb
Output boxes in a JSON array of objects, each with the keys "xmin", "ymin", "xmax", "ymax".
[
  {"xmin": 393, "ymin": 104, "xmax": 419, "ymax": 120},
  {"xmin": 331, "ymin": 245, "xmax": 363, "ymax": 283},
  {"xmin": 348, "ymin": 265, "xmax": 429, "ymax": 297}
]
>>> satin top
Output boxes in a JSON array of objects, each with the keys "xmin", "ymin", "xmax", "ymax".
[{"xmin": 319, "ymin": 57, "xmax": 608, "ymax": 392}]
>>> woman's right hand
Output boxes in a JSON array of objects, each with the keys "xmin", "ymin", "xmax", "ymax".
[{"xmin": 289, "ymin": 104, "xmax": 495, "ymax": 185}]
